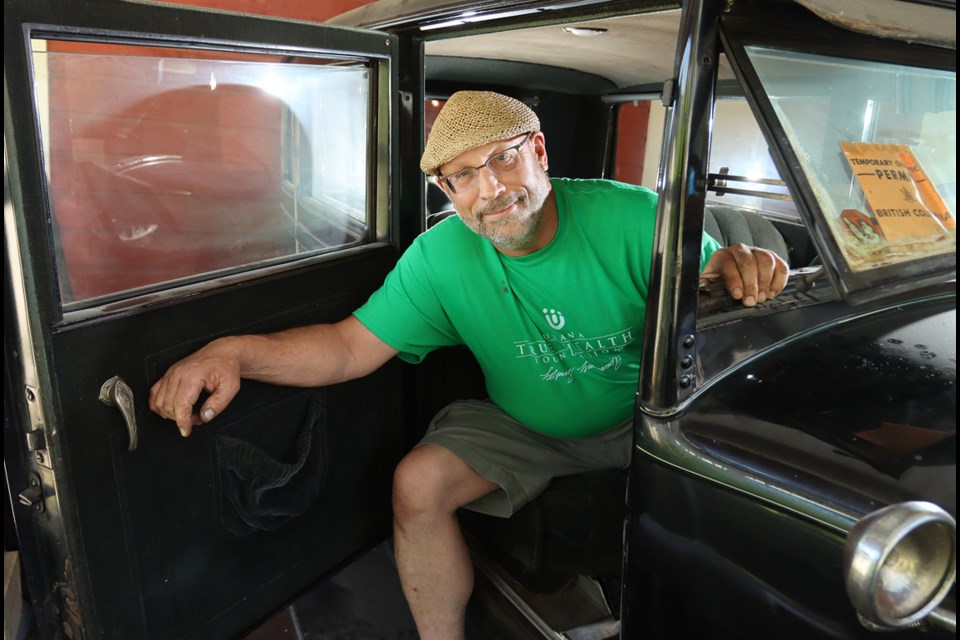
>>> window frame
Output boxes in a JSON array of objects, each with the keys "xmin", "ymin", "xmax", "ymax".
[
  {"xmin": 720, "ymin": 15, "xmax": 956, "ymax": 303},
  {"xmin": 12, "ymin": 20, "xmax": 396, "ymax": 323}
]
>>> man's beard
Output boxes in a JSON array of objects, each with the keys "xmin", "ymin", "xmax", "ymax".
[{"xmin": 461, "ymin": 179, "xmax": 550, "ymax": 251}]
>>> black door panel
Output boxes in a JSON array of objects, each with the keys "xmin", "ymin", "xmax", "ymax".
[{"xmin": 44, "ymin": 250, "xmax": 403, "ymax": 638}]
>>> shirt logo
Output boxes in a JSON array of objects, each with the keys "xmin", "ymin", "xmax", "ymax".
[{"xmin": 543, "ymin": 308, "xmax": 566, "ymax": 330}]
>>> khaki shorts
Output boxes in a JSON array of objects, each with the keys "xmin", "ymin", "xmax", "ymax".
[{"xmin": 417, "ymin": 399, "xmax": 632, "ymax": 517}]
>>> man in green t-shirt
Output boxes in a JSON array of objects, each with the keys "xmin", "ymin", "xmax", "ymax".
[{"xmin": 150, "ymin": 91, "xmax": 788, "ymax": 639}]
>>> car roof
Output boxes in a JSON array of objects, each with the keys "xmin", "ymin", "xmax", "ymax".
[{"xmin": 329, "ymin": 0, "xmax": 956, "ymax": 92}]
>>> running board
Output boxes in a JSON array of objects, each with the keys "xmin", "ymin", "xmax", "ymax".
[{"xmin": 472, "ymin": 554, "xmax": 620, "ymax": 640}]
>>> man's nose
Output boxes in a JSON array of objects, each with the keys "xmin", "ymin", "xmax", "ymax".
[{"xmin": 476, "ymin": 166, "xmax": 506, "ymax": 199}]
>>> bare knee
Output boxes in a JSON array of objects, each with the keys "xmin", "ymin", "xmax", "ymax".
[
  {"xmin": 393, "ymin": 446, "xmax": 454, "ymax": 522},
  {"xmin": 392, "ymin": 445, "xmax": 494, "ymax": 524}
]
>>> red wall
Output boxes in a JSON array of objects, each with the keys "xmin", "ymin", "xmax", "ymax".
[{"xmin": 614, "ymin": 101, "xmax": 651, "ymax": 186}]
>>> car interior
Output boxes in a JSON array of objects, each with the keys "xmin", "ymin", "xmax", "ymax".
[{"xmin": 327, "ymin": 2, "xmax": 827, "ymax": 635}]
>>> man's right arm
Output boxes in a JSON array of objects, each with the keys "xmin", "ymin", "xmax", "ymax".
[{"xmin": 148, "ymin": 315, "xmax": 397, "ymax": 437}]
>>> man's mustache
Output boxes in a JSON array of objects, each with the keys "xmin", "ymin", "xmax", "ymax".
[{"xmin": 478, "ymin": 193, "xmax": 525, "ymax": 219}]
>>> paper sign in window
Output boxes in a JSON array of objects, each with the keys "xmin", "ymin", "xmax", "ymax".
[{"xmin": 840, "ymin": 142, "xmax": 954, "ymax": 242}]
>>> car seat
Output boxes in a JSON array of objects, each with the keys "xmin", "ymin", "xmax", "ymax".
[{"xmin": 703, "ymin": 204, "xmax": 790, "ymax": 261}]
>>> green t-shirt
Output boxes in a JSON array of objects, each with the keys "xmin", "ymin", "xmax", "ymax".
[{"xmin": 354, "ymin": 178, "xmax": 719, "ymax": 437}]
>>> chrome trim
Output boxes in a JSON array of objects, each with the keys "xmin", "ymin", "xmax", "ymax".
[
  {"xmin": 706, "ymin": 186, "xmax": 793, "ymax": 201},
  {"xmin": 4, "ymin": 139, "xmax": 40, "ymax": 395},
  {"xmin": 98, "ymin": 377, "xmax": 139, "ymax": 452},
  {"xmin": 639, "ymin": 0, "xmax": 721, "ymax": 411},
  {"xmin": 844, "ymin": 501, "xmax": 956, "ymax": 630},
  {"xmin": 473, "ymin": 553, "xmax": 620, "ymax": 640},
  {"xmin": 564, "ymin": 617, "xmax": 621, "ymax": 640},
  {"xmin": 636, "ymin": 416, "xmax": 861, "ymax": 533},
  {"xmin": 600, "ymin": 92, "xmax": 661, "ymax": 104},
  {"xmin": 928, "ymin": 607, "xmax": 957, "ymax": 634},
  {"xmin": 329, "ymin": 0, "xmax": 619, "ymax": 31},
  {"xmin": 375, "ymin": 57, "xmax": 392, "ymax": 243},
  {"xmin": 59, "ymin": 242, "xmax": 393, "ymax": 324},
  {"xmin": 709, "ymin": 172, "xmax": 786, "ymax": 188},
  {"xmin": 474, "ymin": 554, "xmax": 566, "ymax": 639},
  {"xmin": 647, "ymin": 288, "xmax": 955, "ymax": 419},
  {"xmin": 707, "ymin": 171, "xmax": 793, "ymax": 200},
  {"xmin": 5, "ymin": 140, "xmax": 57, "ymax": 494}
]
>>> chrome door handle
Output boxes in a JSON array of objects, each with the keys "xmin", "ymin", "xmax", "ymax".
[{"xmin": 99, "ymin": 376, "xmax": 138, "ymax": 451}]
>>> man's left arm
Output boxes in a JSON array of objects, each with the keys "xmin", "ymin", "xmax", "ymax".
[{"xmin": 699, "ymin": 243, "xmax": 789, "ymax": 307}]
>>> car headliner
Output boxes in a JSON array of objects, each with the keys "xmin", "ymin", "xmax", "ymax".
[{"xmin": 329, "ymin": 0, "xmax": 956, "ymax": 91}]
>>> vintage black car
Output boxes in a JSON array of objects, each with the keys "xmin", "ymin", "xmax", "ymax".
[{"xmin": 4, "ymin": 0, "xmax": 955, "ymax": 638}]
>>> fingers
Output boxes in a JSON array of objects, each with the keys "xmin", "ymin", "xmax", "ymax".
[
  {"xmin": 701, "ymin": 245, "xmax": 748, "ymax": 303},
  {"xmin": 749, "ymin": 247, "xmax": 789, "ymax": 301},
  {"xmin": 742, "ymin": 247, "xmax": 771, "ymax": 304},
  {"xmin": 701, "ymin": 244, "xmax": 790, "ymax": 307},
  {"xmin": 197, "ymin": 373, "xmax": 241, "ymax": 427},
  {"xmin": 148, "ymin": 369, "xmax": 201, "ymax": 437},
  {"xmin": 148, "ymin": 351, "xmax": 241, "ymax": 438},
  {"xmin": 765, "ymin": 251, "xmax": 789, "ymax": 299}
]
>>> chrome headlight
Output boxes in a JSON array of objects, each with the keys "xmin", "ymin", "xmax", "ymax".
[{"xmin": 844, "ymin": 501, "xmax": 956, "ymax": 630}]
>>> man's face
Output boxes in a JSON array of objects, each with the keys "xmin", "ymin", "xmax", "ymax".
[{"xmin": 438, "ymin": 132, "xmax": 552, "ymax": 254}]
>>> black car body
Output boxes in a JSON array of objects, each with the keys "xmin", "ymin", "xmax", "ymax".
[{"xmin": 4, "ymin": 0, "xmax": 955, "ymax": 638}]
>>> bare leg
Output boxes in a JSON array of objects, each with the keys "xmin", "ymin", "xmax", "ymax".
[{"xmin": 392, "ymin": 444, "xmax": 498, "ymax": 640}]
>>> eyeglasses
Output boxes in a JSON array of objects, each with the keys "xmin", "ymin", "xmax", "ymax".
[{"xmin": 441, "ymin": 132, "xmax": 532, "ymax": 194}]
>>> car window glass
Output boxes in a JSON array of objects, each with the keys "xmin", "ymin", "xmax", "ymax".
[
  {"xmin": 31, "ymin": 39, "xmax": 372, "ymax": 309},
  {"xmin": 708, "ymin": 97, "xmax": 799, "ymax": 220},
  {"xmin": 745, "ymin": 46, "xmax": 956, "ymax": 272}
]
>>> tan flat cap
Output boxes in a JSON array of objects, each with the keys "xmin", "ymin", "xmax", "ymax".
[{"xmin": 420, "ymin": 91, "xmax": 540, "ymax": 175}]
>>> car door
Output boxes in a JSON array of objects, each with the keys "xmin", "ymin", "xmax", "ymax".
[{"xmin": 4, "ymin": 1, "xmax": 409, "ymax": 638}]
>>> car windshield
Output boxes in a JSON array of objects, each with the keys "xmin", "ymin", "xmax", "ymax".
[{"xmin": 744, "ymin": 46, "xmax": 956, "ymax": 274}]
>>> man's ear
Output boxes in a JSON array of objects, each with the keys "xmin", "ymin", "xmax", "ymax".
[
  {"xmin": 436, "ymin": 176, "xmax": 454, "ymax": 199},
  {"xmin": 532, "ymin": 132, "xmax": 549, "ymax": 172}
]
